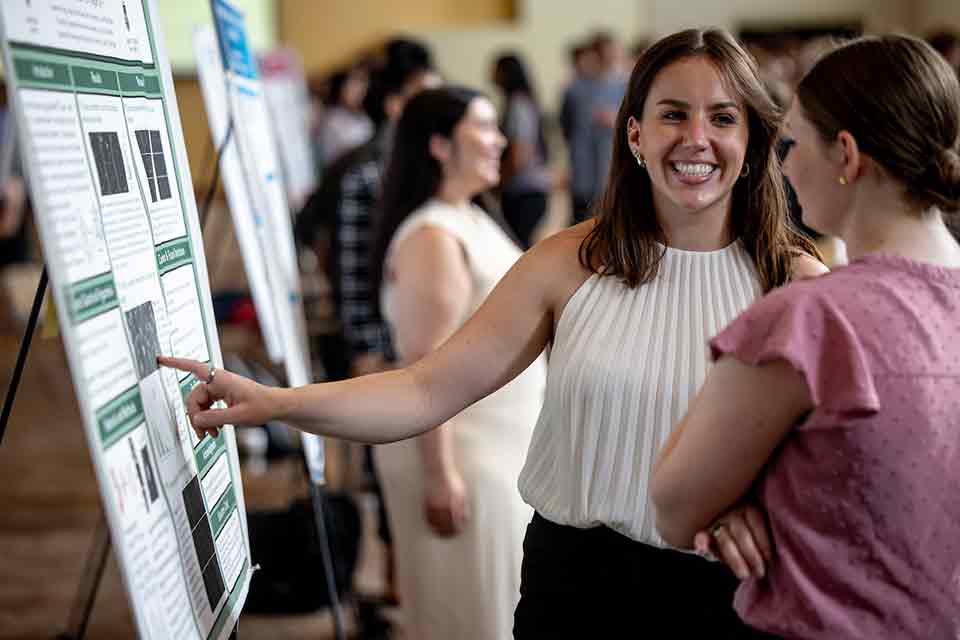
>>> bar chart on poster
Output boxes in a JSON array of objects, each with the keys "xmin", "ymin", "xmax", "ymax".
[
  {"xmin": 0, "ymin": 1, "xmax": 251, "ymax": 638},
  {"xmin": 195, "ymin": 0, "xmax": 324, "ymax": 484}
]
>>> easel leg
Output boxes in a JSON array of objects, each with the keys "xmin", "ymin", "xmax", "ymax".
[
  {"xmin": 0, "ymin": 266, "xmax": 47, "ymax": 447},
  {"xmin": 58, "ymin": 510, "xmax": 110, "ymax": 640},
  {"xmin": 310, "ymin": 483, "xmax": 347, "ymax": 640}
]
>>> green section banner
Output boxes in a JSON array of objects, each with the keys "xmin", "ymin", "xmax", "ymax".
[
  {"xmin": 180, "ymin": 374, "xmax": 198, "ymax": 402},
  {"xmin": 195, "ymin": 432, "xmax": 226, "ymax": 478},
  {"xmin": 71, "ymin": 65, "xmax": 120, "ymax": 92},
  {"xmin": 156, "ymin": 238, "xmax": 193, "ymax": 275},
  {"xmin": 210, "ymin": 487, "xmax": 237, "ymax": 537},
  {"xmin": 69, "ymin": 272, "xmax": 118, "ymax": 324},
  {"xmin": 12, "ymin": 56, "xmax": 70, "ymax": 87},
  {"xmin": 118, "ymin": 71, "xmax": 161, "ymax": 95},
  {"xmin": 97, "ymin": 386, "xmax": 144, "ymax": 449}
]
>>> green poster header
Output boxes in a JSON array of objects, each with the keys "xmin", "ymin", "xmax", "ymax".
[
  {"xmin": 13, "ymin": 56, "xmax": 70, "ymax": 88},
  {"xmin": 118, "ymin": 71, "xmax": 161, "ymax": 95},
  {"xmin": 71, "ymin": 65, "xmax": 120, "ymax": 92},
  {"xmin": 69, "ymin": 272, "xmax": 118, "ymax": 324},
  {"xmin": 195, "ymin": 432, "xmax": 226, "ymax": 478},
  {"xmin": 97, "ymin": 386, "xmax": 145, "ymax": 449},
  {"xmin": 210, "ymin": 487, "xmax": 237, "ymax": 536},
  {"xmin": 156, "ymin": 237, "xmax": 193, "ymax": 275}
]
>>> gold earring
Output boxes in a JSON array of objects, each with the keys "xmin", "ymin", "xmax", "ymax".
[
  {"xmin": 635, "ymin": 152, "xmax": 646, "ymax": 169},
  {"xmin": 838, "ymin": 176, "xmax": 848, "ymax": 185}
]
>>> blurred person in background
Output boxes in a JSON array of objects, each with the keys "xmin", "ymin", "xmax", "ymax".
[
  {"xmin": 298, "ymin": 40, "xmax": 439, "ymax": 380},
  {"xmin": 318, "ymin": 63, "xmax": 374, "ymax": 168},
  {"xmin": 368, "ymin": 86, "xmax": 546, "ymax": 639},
  {"xmin": 0, "ymin": 106, "xmax": 27, "ymax": 269},
  {"xmin": 491, "ymin": 52, "xmax": 551, "ymax": 248},
  {"xmin": 559, "ymin": 30, "xmax": 628, "ymax": 224},
  {"xmin": 653, "ymin": 34, "xmax": 960, "ymax": 639},
  {"xmin": 295, "ymin": 40, "xmax": 438, "ymax": 621}
]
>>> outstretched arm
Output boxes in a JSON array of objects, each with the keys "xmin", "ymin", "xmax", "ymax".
[{"xmin": 160, "ymin": 227, "xmax": 580, "ymax": 443}]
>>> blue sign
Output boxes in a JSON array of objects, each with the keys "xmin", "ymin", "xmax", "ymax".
[{"xmin": 211, "ymin": 0, "xmax": 258, "ymax": 80}]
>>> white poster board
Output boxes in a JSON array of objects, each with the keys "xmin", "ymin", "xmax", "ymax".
[
  {"xmin": 197, "ymin": 0, "xmax": 324, "ymax": 484},
  {"xmin": 260, "ymin": 48, "xmax": 316, "ymax": 212},
  {"xmin": 0, "ymin": 2, "xmax": 250, "ymax": 638}
]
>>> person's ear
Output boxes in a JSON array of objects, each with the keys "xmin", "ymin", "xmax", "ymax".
[
  {"xmin": 835, "ymin": 130, "xmax": 863, "ymax": 185},
  {"xmin": 429, "ymin": 134, "xmax": 452, "ymax": 164},
  {"xmin": 627, "ymin": 115, "xmax": 644, "ymax": 159}
]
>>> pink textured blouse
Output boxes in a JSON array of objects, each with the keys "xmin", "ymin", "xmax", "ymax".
[{"xmin": 711, "ymin": 254, "xmax": 960, "ymax": 639}]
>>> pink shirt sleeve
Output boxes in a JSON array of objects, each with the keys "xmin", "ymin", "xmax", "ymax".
[{"xmin": 710, "ymin": 283, "xmax": 881, "ymax": 418}]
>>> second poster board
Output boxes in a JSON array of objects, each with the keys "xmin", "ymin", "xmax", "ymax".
[{"xmin": 196, "ymin": 0, "xmax": 323, "ymax": 483}]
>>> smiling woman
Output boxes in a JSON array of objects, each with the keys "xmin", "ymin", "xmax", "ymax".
[{"xmin": 160, "ymin": 28, "xmax": 823, "ymax": 639}]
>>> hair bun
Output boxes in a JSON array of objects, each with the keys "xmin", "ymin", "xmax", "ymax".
[
  {"xmin": 937, "ymin": 146, "xmax": 960, "ymax": 186},
  {"xmin": 916, "ymin": 146, "xmax": 960, "ymax": 212}
]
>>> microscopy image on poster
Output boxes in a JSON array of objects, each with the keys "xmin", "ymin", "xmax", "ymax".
[
  {"xmin": 89, "ymin": 131, "xmax": 130, "ymax": 196},
  {"xmin": 124, "ymin": 97, "xmax": 186, "ymax": 244},
  {"xmin": 124, "ymin": 300, "xmax": 190, "ymax": 488},
  {"xmin": 182, "ymin": 476, "xmax": 226, "ymax": 611},
  {"xmin": 125, "ymin": 301, "xmax": 162, "ymax": 380},
  {"xmin": 135, "ymin": 129, "xmax": 171, "ymax": 202}
]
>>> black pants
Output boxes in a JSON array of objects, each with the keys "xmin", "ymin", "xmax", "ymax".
[
  {"xmin": 514, "ymin": 513, "xmax": 779, "ymax": 639},
  {"xmin": 502, "ymin": 190, "xmax": 548, "ymax": 249}
]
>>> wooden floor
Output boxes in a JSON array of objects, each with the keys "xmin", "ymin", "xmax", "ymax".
[{"xmin": 0, "ymin": 332, "xmax": 379, "ymax": 639}]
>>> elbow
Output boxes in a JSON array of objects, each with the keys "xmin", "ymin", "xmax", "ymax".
[
  {"xmin": 650, "ymin": 480, "xmax": 698, "ymax": 549},
  {"xmin": 654, "ymin": 512, "xmax": 697, "ymax": 550}
]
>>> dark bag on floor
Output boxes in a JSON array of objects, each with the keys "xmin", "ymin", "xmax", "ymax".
[{"xmin": 244, "ymin": 492, "xmax": 361, "ymax": 614}]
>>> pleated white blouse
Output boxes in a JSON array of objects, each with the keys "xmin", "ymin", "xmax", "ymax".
[{"xmin": 518, "ymin": 241, "xmax": 762, "ymax": 546}]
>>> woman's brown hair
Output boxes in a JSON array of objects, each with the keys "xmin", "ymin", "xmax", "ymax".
[
  {"xmin": 579, "ymin": 27, "xmax": 820, "ymax": 292},
  {"xmin": 796, "ymin": 34, "xmax": 960, "ymax": 214}
]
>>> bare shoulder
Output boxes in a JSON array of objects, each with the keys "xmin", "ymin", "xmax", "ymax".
[
  {"xmin": 518, "ymin": 220, "xmax": 596, "ymax": 314},
  {"xmin": 790, "ymin": 252, "xmax": 830, "ymax": 281},
  {"xmin": 391, "ymin": 224, "xmax": 465, "ymax": 271}
]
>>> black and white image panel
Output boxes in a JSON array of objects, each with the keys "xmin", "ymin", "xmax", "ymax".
[
  {"xmin": 89, "ymin": 131, "xmax": 129, "ymax": 196},
  {"xmin": 124, "ymin": 301, "xmax": 161, "ymax": 381},
  {"xmin": 134, "ymin": 128, "xmax": 171, "ymax": 203},
  {"xmin": 104, "ymin": 425, "xmax": 160, "ymax": 524},
  {"xmin": 181, "ymin": 476, "xmax": 226, "ymax": 610}
]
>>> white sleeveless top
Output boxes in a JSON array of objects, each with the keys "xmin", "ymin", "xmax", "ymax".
[
  {"xmin": 518, "ymin": 241, "xmax": 762, "ymax": 546},
  {"xmin": 382, "ymin": 199, "xmax": 547, "ymax": 413}
]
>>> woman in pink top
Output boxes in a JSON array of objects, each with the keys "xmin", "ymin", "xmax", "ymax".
[{"xmin": 652, "ymin": 35, "xmax": 960, "ymax": 638}]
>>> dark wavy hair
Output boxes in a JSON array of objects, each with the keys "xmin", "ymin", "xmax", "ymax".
[
  {"xmin": 579, "ymin": 27, "xmax": 820, "ymax": 292},
  {"xmin": 372, "ymin": 86, "xmax": 516, "ymax": 297}
]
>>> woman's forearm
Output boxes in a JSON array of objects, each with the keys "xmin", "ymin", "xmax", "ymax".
[{"xmin": 272, "ymin": 363, "xmax": 461, "ymax": 444}]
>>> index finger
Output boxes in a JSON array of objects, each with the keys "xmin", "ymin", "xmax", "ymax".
[{"xmin": 158, "ymin": 355, "xmax": 208, "ymax": 379}]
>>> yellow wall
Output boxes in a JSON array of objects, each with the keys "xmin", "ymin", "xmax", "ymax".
[
  {"xmin": 277, "ymin": 0, "xmax": 516, "ymax": 75},
  {"xmin": 915, "ymin": 0, "xmax": 960, "ymax": 33},
  {"xmin": 412, "ymin": 0, "xmax": 915, "ymax": 115},
  {"xmin": 157, "ymin": 0, "xmax": 277, "ymax": 73}
]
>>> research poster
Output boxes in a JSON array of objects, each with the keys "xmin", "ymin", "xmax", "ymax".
[
  {"xmin": 198, "ymin": 0, "xmax": 324, "ymax": 484},
  {"xmin": 193, "ymin": 24, "xmax": 285, "ymax": 364},
  {"xmin": 260, "ymin": 48, "xmax": 316, "ymax": 212},
  {"xmin": 0, "ymin": 2, "xmax": 251, "ymax": 638}
]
